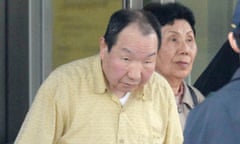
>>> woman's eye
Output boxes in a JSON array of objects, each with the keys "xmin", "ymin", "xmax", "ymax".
[
  {"xmin": 144, "ymin": 59, "xmax": 154, "ymax": 64},
  {"xmin": 171, "ymin": 38, "xmax": 177, "ymax": 42},
  {"xmin": 187, "ymin": 38, "xmax": 193, "ymax": 42}
]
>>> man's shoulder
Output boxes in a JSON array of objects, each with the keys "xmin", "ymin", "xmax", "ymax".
[
  {"xmin": 190, "ymin": 83, "xmax": 235, "ymax": 115},
  {"xmin": 145, "ymin": 72, "xmax": 174, "ymax": 98},
  {"xmin": 150, "ymin": 72, "xmax": 170, "ymax": 86},
  {"xmin": 53, "ymin": 55, "xmax": 98, "ymax": 73},
  {"xmin": 206, "ymin": 78, "xmax": 240, "ymax": 102},
  {"xmin": 57, "ymin": 54, "xmax": 98, "ymax": 69},
  {"xmin": 45, "ymin": 55, "xmax": 100, "ymax": 83}
]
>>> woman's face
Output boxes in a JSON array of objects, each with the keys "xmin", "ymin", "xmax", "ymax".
[{"xmin": 156, "ymin": 19, "xmax": 197, "ymax": 81}]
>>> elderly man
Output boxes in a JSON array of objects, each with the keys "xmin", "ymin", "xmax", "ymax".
[{"xmin": 15, "ymin": 9, "xmax": 182, "ymax": 144}]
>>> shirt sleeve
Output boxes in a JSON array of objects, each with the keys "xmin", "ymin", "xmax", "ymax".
[{"xmin": 14, "ymin": 71, "xmax": 66, "ymax": 144}]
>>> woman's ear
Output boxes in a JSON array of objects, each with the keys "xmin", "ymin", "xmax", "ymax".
[{"xmin": 228, "ymin": 32, "xmax": 240, "ymax": 53}]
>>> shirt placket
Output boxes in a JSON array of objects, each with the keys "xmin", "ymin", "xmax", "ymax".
[{"xmin": 117, "ymin": 107, "xmax": 127, "ymax": 144}]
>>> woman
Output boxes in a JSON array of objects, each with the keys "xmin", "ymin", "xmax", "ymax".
[{"xmin": 144, "ymin": 2, "xmax": 205, "ymax": 130}]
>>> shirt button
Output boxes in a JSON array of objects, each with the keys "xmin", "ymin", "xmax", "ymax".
[
  {"xmin": 143, "ymin": 96, "xmax": 146, "ymax": 100},
  {"xmin": 119, "ymin": 139, "xmax": 124, "ymax": 143}
]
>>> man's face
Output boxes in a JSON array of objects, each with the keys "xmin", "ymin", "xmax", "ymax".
[
  {"xmin": 156, "ymin": 19, "xmax": 197, "ymax": 81},
  {"xmin": 100, "ymin": 23, "xmax": 158, "ymax": 97}
]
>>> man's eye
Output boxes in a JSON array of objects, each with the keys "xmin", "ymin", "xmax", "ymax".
[
  {"xmin": 122, "ymin": 57, "xmax": 129, "ymax": 61},
  {"xmin": 145, "ymin": 60, "xmax": 152, "ymax": 64}
]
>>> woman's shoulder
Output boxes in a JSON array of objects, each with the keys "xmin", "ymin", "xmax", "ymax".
[{"xmin": 186, "ymin": 84, "xmax": 205, "ymax": 102}]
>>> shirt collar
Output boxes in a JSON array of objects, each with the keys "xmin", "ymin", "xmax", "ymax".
[{"xmin": 182, "ymin": 81, "xmax": 194, "ymax": 109}]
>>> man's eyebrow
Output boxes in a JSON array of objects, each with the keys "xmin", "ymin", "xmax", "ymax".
[
  {"xmin": 121, "ymin": 48, "xmax": 132, "ymax": 54},
  {"xmin": 147, "ymin": 52, "xmax": 157, "ymax": 57},
  {"xmin": 121, "ymin": 48, "xmax": 156, "ymax": 57}
]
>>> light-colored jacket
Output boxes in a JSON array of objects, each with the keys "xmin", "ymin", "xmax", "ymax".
[{"xmin": 178, "ymin": 81, "xmax": 205, "ymax": 130}]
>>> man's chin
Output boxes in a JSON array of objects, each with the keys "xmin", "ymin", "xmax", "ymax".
[{"xmin": 122, "ymin": 86, "xmax": 139, "ymax": 92}]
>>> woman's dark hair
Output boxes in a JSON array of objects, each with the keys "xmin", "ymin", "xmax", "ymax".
[
  {"xmin": 144, "ymin": 2, "xmax": 196, "ymax": 35},
  {"xmin": 103, "ymin": 9, "xmax": 161, "ymax": 52}
]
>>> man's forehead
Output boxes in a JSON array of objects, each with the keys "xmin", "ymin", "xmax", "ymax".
[{"xmin": 119, "ymin": 48, "xmax": 157, "ymax": 58}]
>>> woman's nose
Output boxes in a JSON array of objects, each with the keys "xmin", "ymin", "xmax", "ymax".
[{"xmin": 179, "ymin": 41, "xmax": 190, "ymax": 55}]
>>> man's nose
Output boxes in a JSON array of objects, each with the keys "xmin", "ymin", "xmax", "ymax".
[{"xmin": 127, "ymin": 62, "xmax": 142, "ymax": 81}]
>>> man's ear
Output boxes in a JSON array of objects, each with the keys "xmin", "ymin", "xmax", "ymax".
[
  {"xmin": 99, "ymin": 37, "xmax": 108, "ymax": 58},
  {"xmin": 228, "ymin": 32, "xmax": 240, "ymax": 53}
]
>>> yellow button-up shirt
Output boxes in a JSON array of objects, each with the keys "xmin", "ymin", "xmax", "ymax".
[{"xmin": 15, "ymin": 54, "xmax": 183, "ymax": 144}]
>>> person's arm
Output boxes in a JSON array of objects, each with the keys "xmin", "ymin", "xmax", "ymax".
[{"xmin": 14, "ymin": 71, "xmax": 66, "ymax": 144}]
